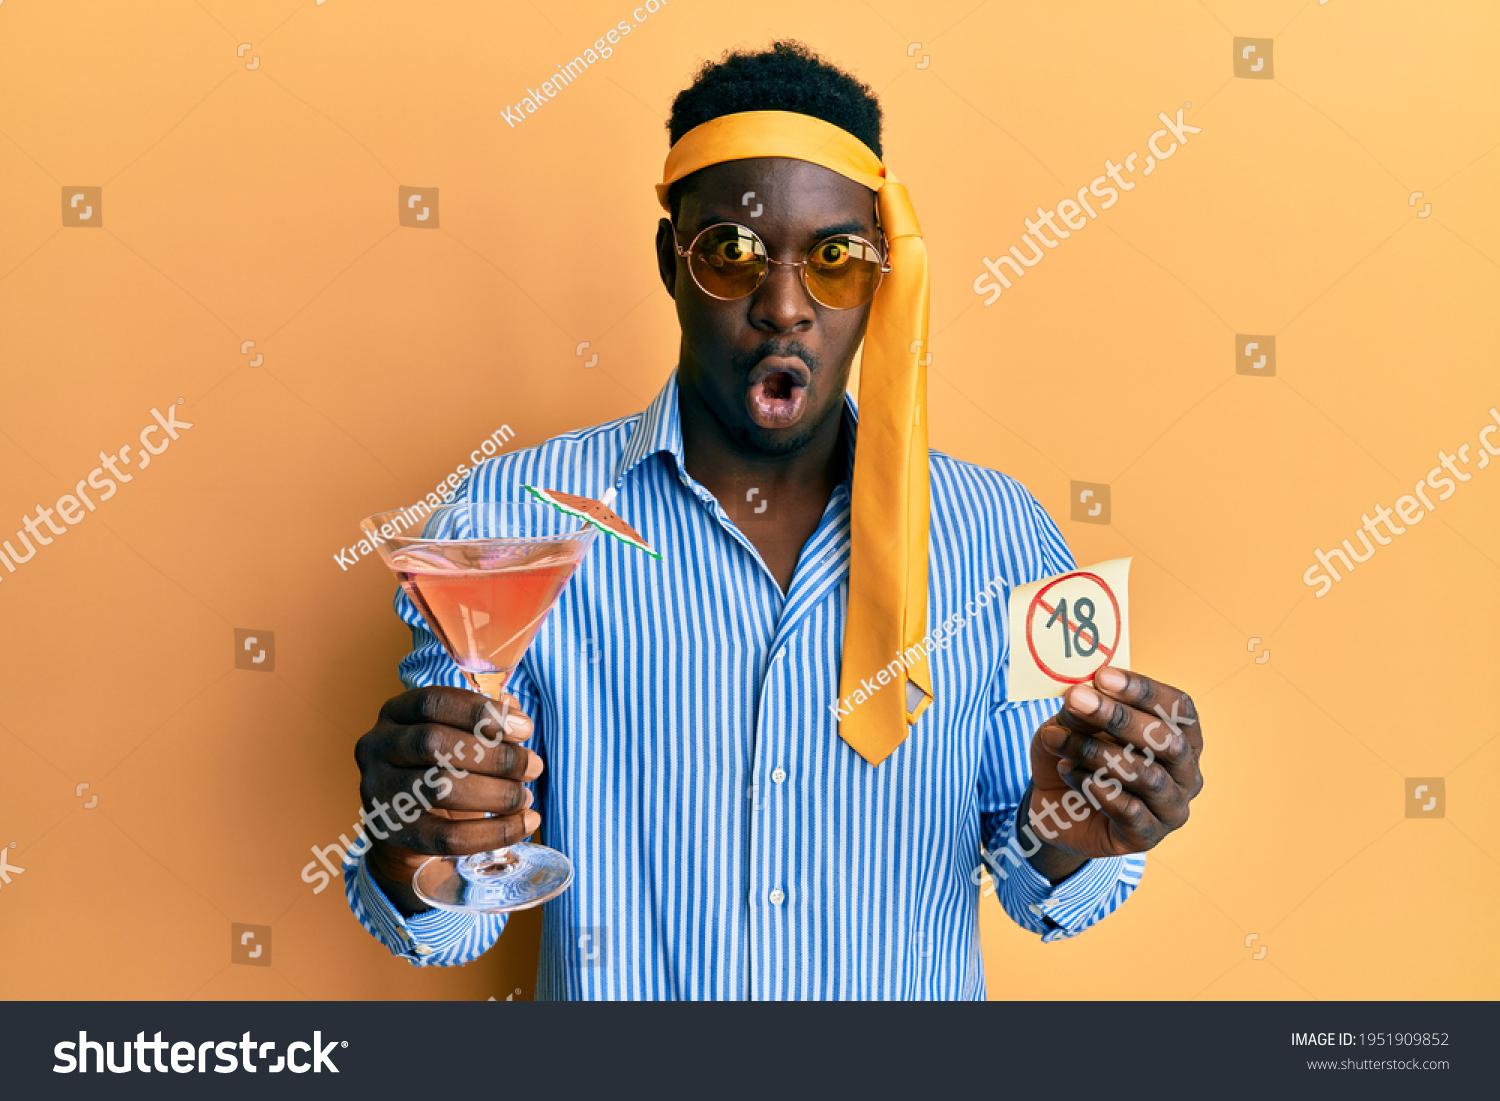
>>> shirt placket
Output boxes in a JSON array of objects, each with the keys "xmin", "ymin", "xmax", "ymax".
[
  {"xmin": 749, "ymin": 636, "xmax": 790, "ymax": 1001},
  {"xmin": 659, "ymin": 454, "xmax": 784, "ymax": 1001},
  {"xmin": 747, "ymin": 483, "xmax": 849, "ymax": 1001}
]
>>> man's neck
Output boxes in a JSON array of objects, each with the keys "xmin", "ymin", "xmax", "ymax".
[{"xmin": 676, "ymin": 377, "xmax": 849, "ymax": 593}]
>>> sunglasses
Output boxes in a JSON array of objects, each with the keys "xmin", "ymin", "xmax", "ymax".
[{"xmin": 669, "ymin": 220, "xmax": 891, "ymax": 310}]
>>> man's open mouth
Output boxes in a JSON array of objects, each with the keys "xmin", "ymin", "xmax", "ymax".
[{"xmin": 745, "ymin": 358, "xmax": 811, "ymax": 430}]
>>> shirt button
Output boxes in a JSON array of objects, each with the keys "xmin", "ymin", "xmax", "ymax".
[
  {"xmin": 771, "ymin": 767, "xmax": 787, "ymax": 784},
  {"xmin": 771, "ymin": 650, "xmax": 784, "ymax": 664},
  {"xmin": 769, "ymin": 888, "xmax": 786, "ymax": 905},
  {"xmin": 412, "ymin": 944, "xmax": 434, "ymax": 956}
]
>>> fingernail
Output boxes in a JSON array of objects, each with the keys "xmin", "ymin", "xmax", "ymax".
[
  {"xmin": 487, "ymin": 699, "xmax": 525, "ymax": 732},
  {"xmin": 1070, "ymin": 686, "xmax": 1100, "ymax": 712},
  {"xmin": 523, "ymin": 810, "xmax": 541, "ymax": 833},
  {"xmin": 522, "ymin": 789, "xmax": 535, "ymax": 810},
  {"xmin": 1096, "ymin": 667, "xmax": 1126, "ymax": 691},
  {"xmin": 523, "ymin": 752, "xmax": 544, "ymax": 781}
]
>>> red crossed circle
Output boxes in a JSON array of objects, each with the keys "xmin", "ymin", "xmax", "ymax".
[{"xmin": 1024, "ymin": 570, "xmax": 1121, "ymax": 684}]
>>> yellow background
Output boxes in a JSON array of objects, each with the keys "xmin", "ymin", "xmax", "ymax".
[{"xmin": 1, "ymin": 0, "xmax": 1496, "ymax": 1000}]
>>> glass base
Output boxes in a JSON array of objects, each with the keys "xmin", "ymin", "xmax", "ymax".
[{"xmin": 412, "ymin": 843, "xmax": 574, "ymax": 914}]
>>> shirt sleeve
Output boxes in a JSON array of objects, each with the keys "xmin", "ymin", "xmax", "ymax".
[
  {"xmin": 343, "ymin": 574, "xmax": 545, "ymax": 967},
  {"xmin": 975, "ymin": 484, "xmax": 1146, "ymax": 942}
]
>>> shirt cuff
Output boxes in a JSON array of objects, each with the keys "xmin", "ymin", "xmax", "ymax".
[
  {"xmin": 344, "ymin": 850, "xmax": 506, "ymax": 966},
  {"xmin": 986, "ymin": 815, "xmax": 1146, "ymax": 943}
]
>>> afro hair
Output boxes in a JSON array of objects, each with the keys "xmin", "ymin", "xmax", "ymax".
[{"xmin": 665, "ymin": 40, "xmax": 883, "ymax": 219}]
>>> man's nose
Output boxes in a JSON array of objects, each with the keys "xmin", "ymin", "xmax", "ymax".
[{"xmin": 749, "ymin": 261, "xmax": 815, "ymax": 332}]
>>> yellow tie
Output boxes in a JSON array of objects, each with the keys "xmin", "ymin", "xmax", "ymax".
[{"xmin": 657, "ymin": 110, "xmax": 933, "ymax": 767}]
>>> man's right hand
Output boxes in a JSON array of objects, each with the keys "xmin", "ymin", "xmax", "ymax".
[{"xmin": 354, "ymin": 686, "xmax": 542, "ymax": 917}]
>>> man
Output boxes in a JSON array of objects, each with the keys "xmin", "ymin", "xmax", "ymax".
[{"xmin": 347, "ymin": 40, "xmax": 1204, "ymax": 999}]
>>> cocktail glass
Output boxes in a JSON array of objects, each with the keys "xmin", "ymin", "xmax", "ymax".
[{"xmin": 360, "ymin": 500, "xmax": 596, "ymax": 913}]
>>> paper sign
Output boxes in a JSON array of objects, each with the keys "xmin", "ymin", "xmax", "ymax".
[{"xmin": 1005, "ymin": 558, "xmax": 1131, "ymax": 702}]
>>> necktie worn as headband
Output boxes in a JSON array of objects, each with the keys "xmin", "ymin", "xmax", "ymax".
[{"xmin": 657, "ymin": 109, "xmax": 933, "ymax": 767}]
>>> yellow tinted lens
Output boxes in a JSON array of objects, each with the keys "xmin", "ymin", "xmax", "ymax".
[
  {"xmin": 690, "ymin": 225, "xmax": 766, "ymax": 298},
  {"xmin": 807, "ymin": 235, "xmax": 882, "ymax": 307}
]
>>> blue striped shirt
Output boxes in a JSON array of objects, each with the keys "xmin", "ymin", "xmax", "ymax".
[{"xmin": 345, "ymin": 370, "xmax": 1144, "ymax": 999}]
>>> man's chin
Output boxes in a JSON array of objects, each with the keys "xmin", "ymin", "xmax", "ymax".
[
  {"xmin": 728, "ymin": 398, "xmax": 836, "ymax": 456},
  {"xmin": 732, "ymin": 420, "xmax": 823, "ymax": 456}
]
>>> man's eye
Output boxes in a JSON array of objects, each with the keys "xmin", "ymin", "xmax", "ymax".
[
  {"xmin": 815, "ymin": 240, "xmax": 850, "ymax": 267},
  {"xmin": 712, "ymin": 241, "xmax": 755, "ymax": 264}
]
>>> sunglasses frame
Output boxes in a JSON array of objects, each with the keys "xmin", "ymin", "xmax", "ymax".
[{"xmin": 669, "ymin": 218, "xmax": 891, "ymax": 310}]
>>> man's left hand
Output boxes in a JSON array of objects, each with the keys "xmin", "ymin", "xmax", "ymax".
[{"xmin": 1027, "ymin": 666, "xmax": 1205, "ymax": 860}]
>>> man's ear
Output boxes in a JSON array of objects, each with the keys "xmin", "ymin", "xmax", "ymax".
[{"xmin": 655, "ymin": 218, "xmax": 678, "ymax": 298}]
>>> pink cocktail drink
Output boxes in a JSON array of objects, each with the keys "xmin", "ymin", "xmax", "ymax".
[{"xmin": 391, "ymin": 540, "xmax": 585, "ymax": 699}]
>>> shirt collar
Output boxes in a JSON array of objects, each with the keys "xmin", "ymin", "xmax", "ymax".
[{"xmin": 613, "ymin": 368, "xmax": 860, "ymax": 493}]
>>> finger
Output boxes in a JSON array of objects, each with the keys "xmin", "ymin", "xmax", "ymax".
[
  {"xmin": 386, "ymin": 769, "xmax": 535, "ymax": 814},
  {"xmin": 1038, "ymin": 720, "xmax": 1185, "ymax": 821},
  {"xmin": 382, "ymin": 686, "xmax": 532, "ymax": 742},
  {"xmin": 472, "ymin": 697, "xmax": 535, "ymax": 746},
  {"xmin": 386, "ymin": 724, "xmax": 542, "ymax": 780},
  {"xmin": 1091, "ymin": 667, "xmax": 1203, "ymax": 756},
  {"xmin": 1056, "ymin": 684, "xmax": 1198, "ymax": 786},
  {"xmin": 389, "ymin": 809, "xmax": 542, "ymax": 858},
  {"xmin": 1054, "ymin": 758, "xmax": 1168, "ymax": 850}
]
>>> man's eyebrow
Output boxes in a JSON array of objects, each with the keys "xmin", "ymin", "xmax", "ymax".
[
  {"xmin": 689, "ymin": 215, "xmax": 874, "ymax": 239},
  {"xmin": 809, "ymin": 220, "xmax": 871, "ymax": 238},
  {"xmin": 687, "ymin": 213, "xmax": 736, "ymax": 233}
]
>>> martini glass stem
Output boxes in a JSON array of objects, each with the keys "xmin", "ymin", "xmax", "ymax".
[{"xmin": 445, "ymin": 674, "xmax": 526, "ymax": 880}]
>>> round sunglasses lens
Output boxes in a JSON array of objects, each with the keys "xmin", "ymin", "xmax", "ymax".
[
  {"xmin": 806, "ymin": 236, "xmax": 883, "ymax": 308},
  {"xmin": 690, "ymin": 225, "xmax": 766, "ymax": 298}
]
